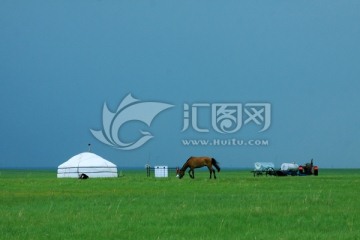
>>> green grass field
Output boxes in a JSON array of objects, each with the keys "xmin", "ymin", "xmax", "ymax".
[{"xmin": 1, "ymin": 169, "xmax": 359, "ymax": 240}]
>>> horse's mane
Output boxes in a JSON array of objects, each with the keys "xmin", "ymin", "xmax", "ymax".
[{"xmin": 180, "ymin": 157, "xmax": 193, "ymax": 170}]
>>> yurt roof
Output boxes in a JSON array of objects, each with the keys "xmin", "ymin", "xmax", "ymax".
[{"xmin": 58, "ymin": 152, "xmax": 116, "ymax": 168}]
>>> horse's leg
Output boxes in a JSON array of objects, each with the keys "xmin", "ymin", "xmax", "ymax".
[
  {"xmin": 208, "ymin": 166, "xmax": 213, "ymax": 179},
  {"xmin": 188, "ymin": 169, "xmax": 194, "ymax": 179},
  {"xmin": 208, "ymin": 165, "xmax": 217, "ymax": 179}
]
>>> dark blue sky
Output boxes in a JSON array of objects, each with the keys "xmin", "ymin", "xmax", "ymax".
[{"xmin": 1, "ymin": 1, "xmax": 359, "ymax": 169}]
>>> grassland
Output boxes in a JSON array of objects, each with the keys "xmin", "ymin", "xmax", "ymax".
[{"xmin": 0, "ymin": 169, "xmax": 359, "ymax": 240}]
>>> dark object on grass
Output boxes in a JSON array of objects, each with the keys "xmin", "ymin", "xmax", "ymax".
[{"xmin": 79, "ymin": 173, "xmax": 89, "ymax": 179}]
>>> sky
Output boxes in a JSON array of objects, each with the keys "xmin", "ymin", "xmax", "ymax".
[{"xmin": 1, "ymin": 1, "xmax": 360, "ymax": 169}]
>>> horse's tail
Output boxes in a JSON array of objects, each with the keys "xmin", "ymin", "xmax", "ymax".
[{"xmin": 212, "ymin": 158, "xmax": 220, "ymax": 172}]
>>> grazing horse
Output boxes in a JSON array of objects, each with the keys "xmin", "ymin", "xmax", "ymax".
[{"xmin": 178, "ymin": 156, "xmax": 220, "ymax": 179}]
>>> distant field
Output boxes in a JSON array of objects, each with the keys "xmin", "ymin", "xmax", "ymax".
[{"xmin": 0, "ymin": 169, "xmax": 359, "ymax": 240}]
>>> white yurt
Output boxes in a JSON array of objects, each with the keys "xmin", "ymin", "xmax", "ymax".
[{"xmin": 57, "ymin": 152, "xmax": 118, "ymax": 178}]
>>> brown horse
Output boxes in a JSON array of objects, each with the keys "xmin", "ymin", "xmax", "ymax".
[{"xmin": 178, "ymin": 156, "xmax": 220, "ymax": 179}]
